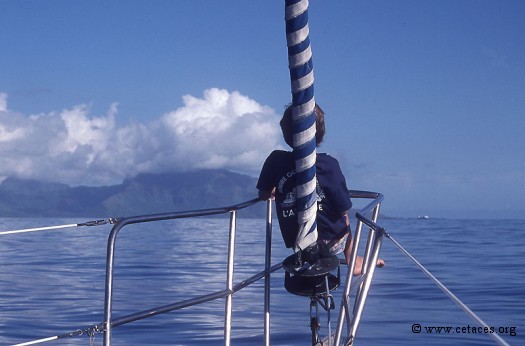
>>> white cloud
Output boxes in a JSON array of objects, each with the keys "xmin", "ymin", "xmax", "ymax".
[
  {"xmin": 0, "ymin": 89, "xmax": 282, "ymax": 186},
  {"xmin": 155, "ymin": 88, "xmax": 280, "ymax": 172}
]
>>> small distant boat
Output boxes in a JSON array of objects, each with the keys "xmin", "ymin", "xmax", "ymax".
[{"xmin": 418, "ymin": 215, "xmax": 430, "ymax": 219}]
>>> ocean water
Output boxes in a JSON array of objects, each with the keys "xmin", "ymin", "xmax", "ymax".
[{"xmin": 0, "ymin": 214, "xmax": 523, "ymax": 345}]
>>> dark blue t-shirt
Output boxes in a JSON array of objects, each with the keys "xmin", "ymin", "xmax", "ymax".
[{"xmin": 257, "ymin": 150, "xmax": 352, "ymax": 248}]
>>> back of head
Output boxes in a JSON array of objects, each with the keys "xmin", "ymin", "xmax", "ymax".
[{"xmin": 280, "ymin": 104, "xmax": 325, "ymax": 148}]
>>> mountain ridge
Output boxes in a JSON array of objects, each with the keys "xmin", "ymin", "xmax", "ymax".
[{"xmin": 0, "ymin": 169, "xmax": 264, "ymax": 218}]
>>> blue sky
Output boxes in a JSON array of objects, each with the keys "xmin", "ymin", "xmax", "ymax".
[{"xmin": 1, "ymin": 0, "xmax": 524, "ymax": 219}]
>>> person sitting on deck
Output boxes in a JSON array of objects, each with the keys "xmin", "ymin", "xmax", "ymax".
[{"xmin": 257, "ymin": 104, "xmax": 384, "ymax": 275}]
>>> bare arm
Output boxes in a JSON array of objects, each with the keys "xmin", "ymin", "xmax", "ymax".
[{"xmin": 343, "ymin": 211, "xmax": 350, "ymax": 227}]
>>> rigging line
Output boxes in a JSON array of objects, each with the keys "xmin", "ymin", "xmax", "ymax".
[
  {"xmin": 0, "ymin": 218, "xmax": 117, "ymax": 236},
  {"xmin": 384, "ymin": 230, "xmax": 511, "ymax": 346},
  {"xmin": 13, "ymin": 325, "xmax": 103, "ymax": 346},
  {"xmin": 13, "ymin": 336, "xmax": 59, "ymax": 346}
]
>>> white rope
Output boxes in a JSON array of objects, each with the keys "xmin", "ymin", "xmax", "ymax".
[
  {"xmin": 12, "ymin": 324, "xmax": 102, "ymax": 345},
  {"xmin": 14, "ymin": 336, "xmax": 59, "ymax": 346},
  {"xmin": 385, "ymin": 231, "xmax": 511, "ymax": 346},
  {"xmin": 0, "ymin": 224, "xmax": 79, "ymax": 236},
  {"xmin": 0, "ymin": 218, "xmax": 116, "ymax": 236}
]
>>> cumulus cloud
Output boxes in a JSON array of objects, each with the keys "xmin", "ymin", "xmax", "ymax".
[{"xmin": 0, "ymin": 89, "xmax": 282, "ymax": 186}]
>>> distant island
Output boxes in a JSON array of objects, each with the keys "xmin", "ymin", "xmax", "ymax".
[{"xmin": 0, "ymin": 169, "xmax": 266, "ymax": 218}]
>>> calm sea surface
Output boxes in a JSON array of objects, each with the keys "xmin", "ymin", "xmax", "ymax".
[{"xmin": 0, "ymin": 214, "xmax": 523, "ymax": 345}]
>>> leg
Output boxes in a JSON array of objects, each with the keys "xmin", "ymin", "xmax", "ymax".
[{"xmin": 343, "ymin": 236, "xmax": 385, "ymax": 276}]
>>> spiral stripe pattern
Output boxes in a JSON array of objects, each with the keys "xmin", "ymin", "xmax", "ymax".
[{"xmin": 285, "ymin": 0, "xmax": 318, "ymax": 251}]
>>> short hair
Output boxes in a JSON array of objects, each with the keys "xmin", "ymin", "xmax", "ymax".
[{"xmin": 280, "ymin": 103, "xmax": 325, "ymax": 148}]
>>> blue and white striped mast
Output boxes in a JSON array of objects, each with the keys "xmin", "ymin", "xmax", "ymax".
[{"xmin": 284, "ymin": 0, "xmax": 318, "ymax": 253}]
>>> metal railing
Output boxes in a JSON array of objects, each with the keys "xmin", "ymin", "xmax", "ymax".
[
  {"xmin": 6, "ymin": 188, "xmax": 513, "ymax": 346},
  {"xmin": 100, "ymin": 190, "xmax": 384, "ymax": 346},
  {"xmin": 334, "ymin": 191, "xmax": 384, "ymax": 346},
  {"xmin": 100, "ymin": 198, "xmax": 276, "ymax": 346},
  {"xmin": 7, "ymin": 190, "xmax": 384, "ymax": 346}
]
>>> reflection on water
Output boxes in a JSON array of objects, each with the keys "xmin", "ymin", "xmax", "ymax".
[{"xmin": 0, "ymin": 217, "xmax": 524, "ymax": 345}]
